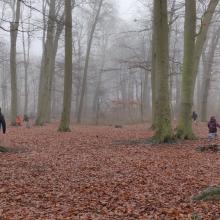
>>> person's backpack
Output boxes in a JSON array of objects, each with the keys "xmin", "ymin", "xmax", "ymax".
[
  {"xmin": 23, "ymin": 114, "xmax": 29, "ymax": 122},
  {"xmin": 209, "ymin": 121, "xmax": 217, "ymax": 133}
]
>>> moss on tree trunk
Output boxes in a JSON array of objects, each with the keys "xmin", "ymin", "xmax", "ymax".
[{"xmin": 152, "ymin": 0, "xmax": 173, "ymax": 143}]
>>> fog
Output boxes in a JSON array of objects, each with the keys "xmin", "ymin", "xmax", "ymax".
[{"xmin": 0, "ymin": 0, "xmax": 220, "ymax": 125}]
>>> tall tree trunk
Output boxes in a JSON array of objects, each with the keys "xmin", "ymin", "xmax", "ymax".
[
  {"xmin": 151, "ymin": 7, "xmax": 157, "ymax": 128},
  {"xmin": 36, "ymin": 0, "xmax": 47, "ymax": 118},
  {"xmin": 176, "ymin": 0, "xmax": 196, "ymax": 139},
  {"xmin": 21, "ymin": 16, "xmax": 31, "ymax": 116},
  {"xmin": 201, "ymin": 27, "xmax": 220, "ymax": 121},
  {"xmin": 74, "ymin": 32, "xmax": 83, "ymax": 118},
  {"xmin": 77, "ymin": 0, "xmax": 104, "ymax": 124},
  {"xmin": 168, "ymin": 0, "xmax": 176, "ymax": 119},
  {"xmin": 1, "ymin": 49, "xmax": 7, "ymax": 114},
  {"xmin": 153, "ymin": 0, "xmax": 173, "ymax": 143},
  {"xmin": 46, "ymin": 19, "xmax": 64, "ymax": 122},
  {"xmin": 10, "ymin": 0, "xmax": 21, "ymax": 125},
  {"xmin": 36, "ymin": 0, "xmax": 56, "ymax": 125},
  {"xmin": 58, "ymin": 0, "xmax": 73, "ymax": 132}
]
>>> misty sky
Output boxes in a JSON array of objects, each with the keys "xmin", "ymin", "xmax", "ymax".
[
  {"xmin": 0, "ymin": 0, "xmax": 140, "ymax": 57},
  {"xmin": 28, "ymin": 0, "xmax": 139, "ymax": 56},
  {"xmin": 118, "ymin": 0, "xmax": 137, "ymax": 19}
]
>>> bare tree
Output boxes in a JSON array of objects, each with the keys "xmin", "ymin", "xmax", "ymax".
[
  {"xmin": 10, "ymin": 0, "xmax": 21, "ymax": 125},
  {"xmin": 58, "ymin": 0, "xmax": 73, "ymax": 131},
  {"xmin": 77, "ymin": 0, "xmax": 104, "ymax": 124},
  {"xmin": 177, "ymin": 0, "xmax": 219, "ymax": 139},
  {"xmin": 21, "ymin": 6, "xmax": 31, "ymax": 115},
  {"xmin": 201, "ymin": 26, "xmax": 220, "ymax": 121},
  {"xmin": 35, "ymin": 0, "xmax": 56, "ymax": 125}
]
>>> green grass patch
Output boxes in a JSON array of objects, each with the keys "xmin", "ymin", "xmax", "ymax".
[
  {"xmin": 193, "ymin": 187, "xmax": 220, "ymax": 201},
  {"xmin": 0, "ymin": 146, "xmax": 9, "ymax": 153}
]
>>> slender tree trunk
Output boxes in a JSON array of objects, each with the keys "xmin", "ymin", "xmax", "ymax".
[
  {"xmin": 10, "ymin": 0, "xmax": 21, "ymax": 125},
  {"xmin": 151, "ymin": 7, "xmax": 157, "ymax": 128},
  {"xmin": 1, "ymin": 50, "xmax": 7, "ymax": 114},
  {"xmin": 77, "ymin": 0, "xmax": 104, "ymax": 124},
  {"xmin": 93, "ymin": 71, "xmax": 103, "ymax": 124},
  {"xmin": 142, "ymin": 70, "xmax": 149, "ymax": 121},
  {"xmin": 21, "ymin": 18, "xmax": 31, "ymax": 116},
  {"xmin": 168, "ymin": 0, "xmax": 176, "ymax": 119},
  {"xmin": 153, "ymin": 0, "xmax": 173, "ymax": 143},
  {"xmin": 46, "ymin": 20, "xmax": 64, "ymax": 122},
  {"xmin": 58, "ymin": 0, "xmax": 73, "ymax": 131},
  {"xmin": 176, "ymin": 0, "xmax": 196, "ymax": 139},
  {"xmin": 36, "ymin": 0, "xmax": 47, "ymax": 118},
  {"xmin": 201, "ymin": 27, "xmax": 220, "ymax": 121}
]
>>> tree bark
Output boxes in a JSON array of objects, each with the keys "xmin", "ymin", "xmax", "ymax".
[
  {"xmin": 36, "ymin": 0, "xmax": 56, "ymax": 125},
  {"xmin": 21, "ymin": 15, "xmax": 31, "ymax": 116},
  {"xmin": 58, "ymin": 0, "xmax": 73, "ymax": 132},
  {"xmin": 176, "ymin": 0, "xmax": 196, "ymax": 139},
  {"xmin": 151, "ymin": 5, "xmax": 157, "ymax": 128},
  {"xmin": 153, "ymin": 0, "xmax": 173, "ymax": 143},
  {"xmin": 10, "ymin": 0, "xmax": 21, "ymax": 125}
]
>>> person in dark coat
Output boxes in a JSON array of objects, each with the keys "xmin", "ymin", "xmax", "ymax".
[
  {"xmin": 192, "ymin": 111, "xmax": 198, "ymax": 124},
  {"xmin": 208, "ymin": 116, "xmax": 220, "ymax": 139},
  {"xmin": 0, "ymin": 108, "xmax": 6, "ymax": 134}
]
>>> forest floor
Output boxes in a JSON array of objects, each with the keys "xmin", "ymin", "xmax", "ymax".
[{"xmin": 0, "ymin": 122, "xmax": 220, "ymax": 219}]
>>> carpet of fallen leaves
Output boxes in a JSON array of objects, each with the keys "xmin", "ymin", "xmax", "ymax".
[{"xmin": 0, "ymin": 122, "xmax": 220, "ymax": 220}]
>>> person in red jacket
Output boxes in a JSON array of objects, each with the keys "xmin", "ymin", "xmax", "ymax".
[
  {"xmin": 16, "ymin": 115, "xmax": 22, "ymax": 126},
  {"xmin": 208, "ymin": 116, "xmax": 220, "ymax": 139}
]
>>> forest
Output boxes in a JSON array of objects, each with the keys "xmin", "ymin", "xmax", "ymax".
[{"xmin": 0, "ymin": 0, "xmax": 220, "ymax": 219}]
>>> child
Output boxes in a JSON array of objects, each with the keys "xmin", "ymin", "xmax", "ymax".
[
  {"xmin": 192, "ymin": 111, "xmax": 198, "ymax": 124},
  {"xmin": 208, "ymin": 116, "xmax": 220, "ymax": 139},
  {"xmin": 16, "ymin": 115, "xmax": 22, "ymax": 126},
  {"xmin": 23, "ymin": 114, "xmax": 30, "ymax": 128}
]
